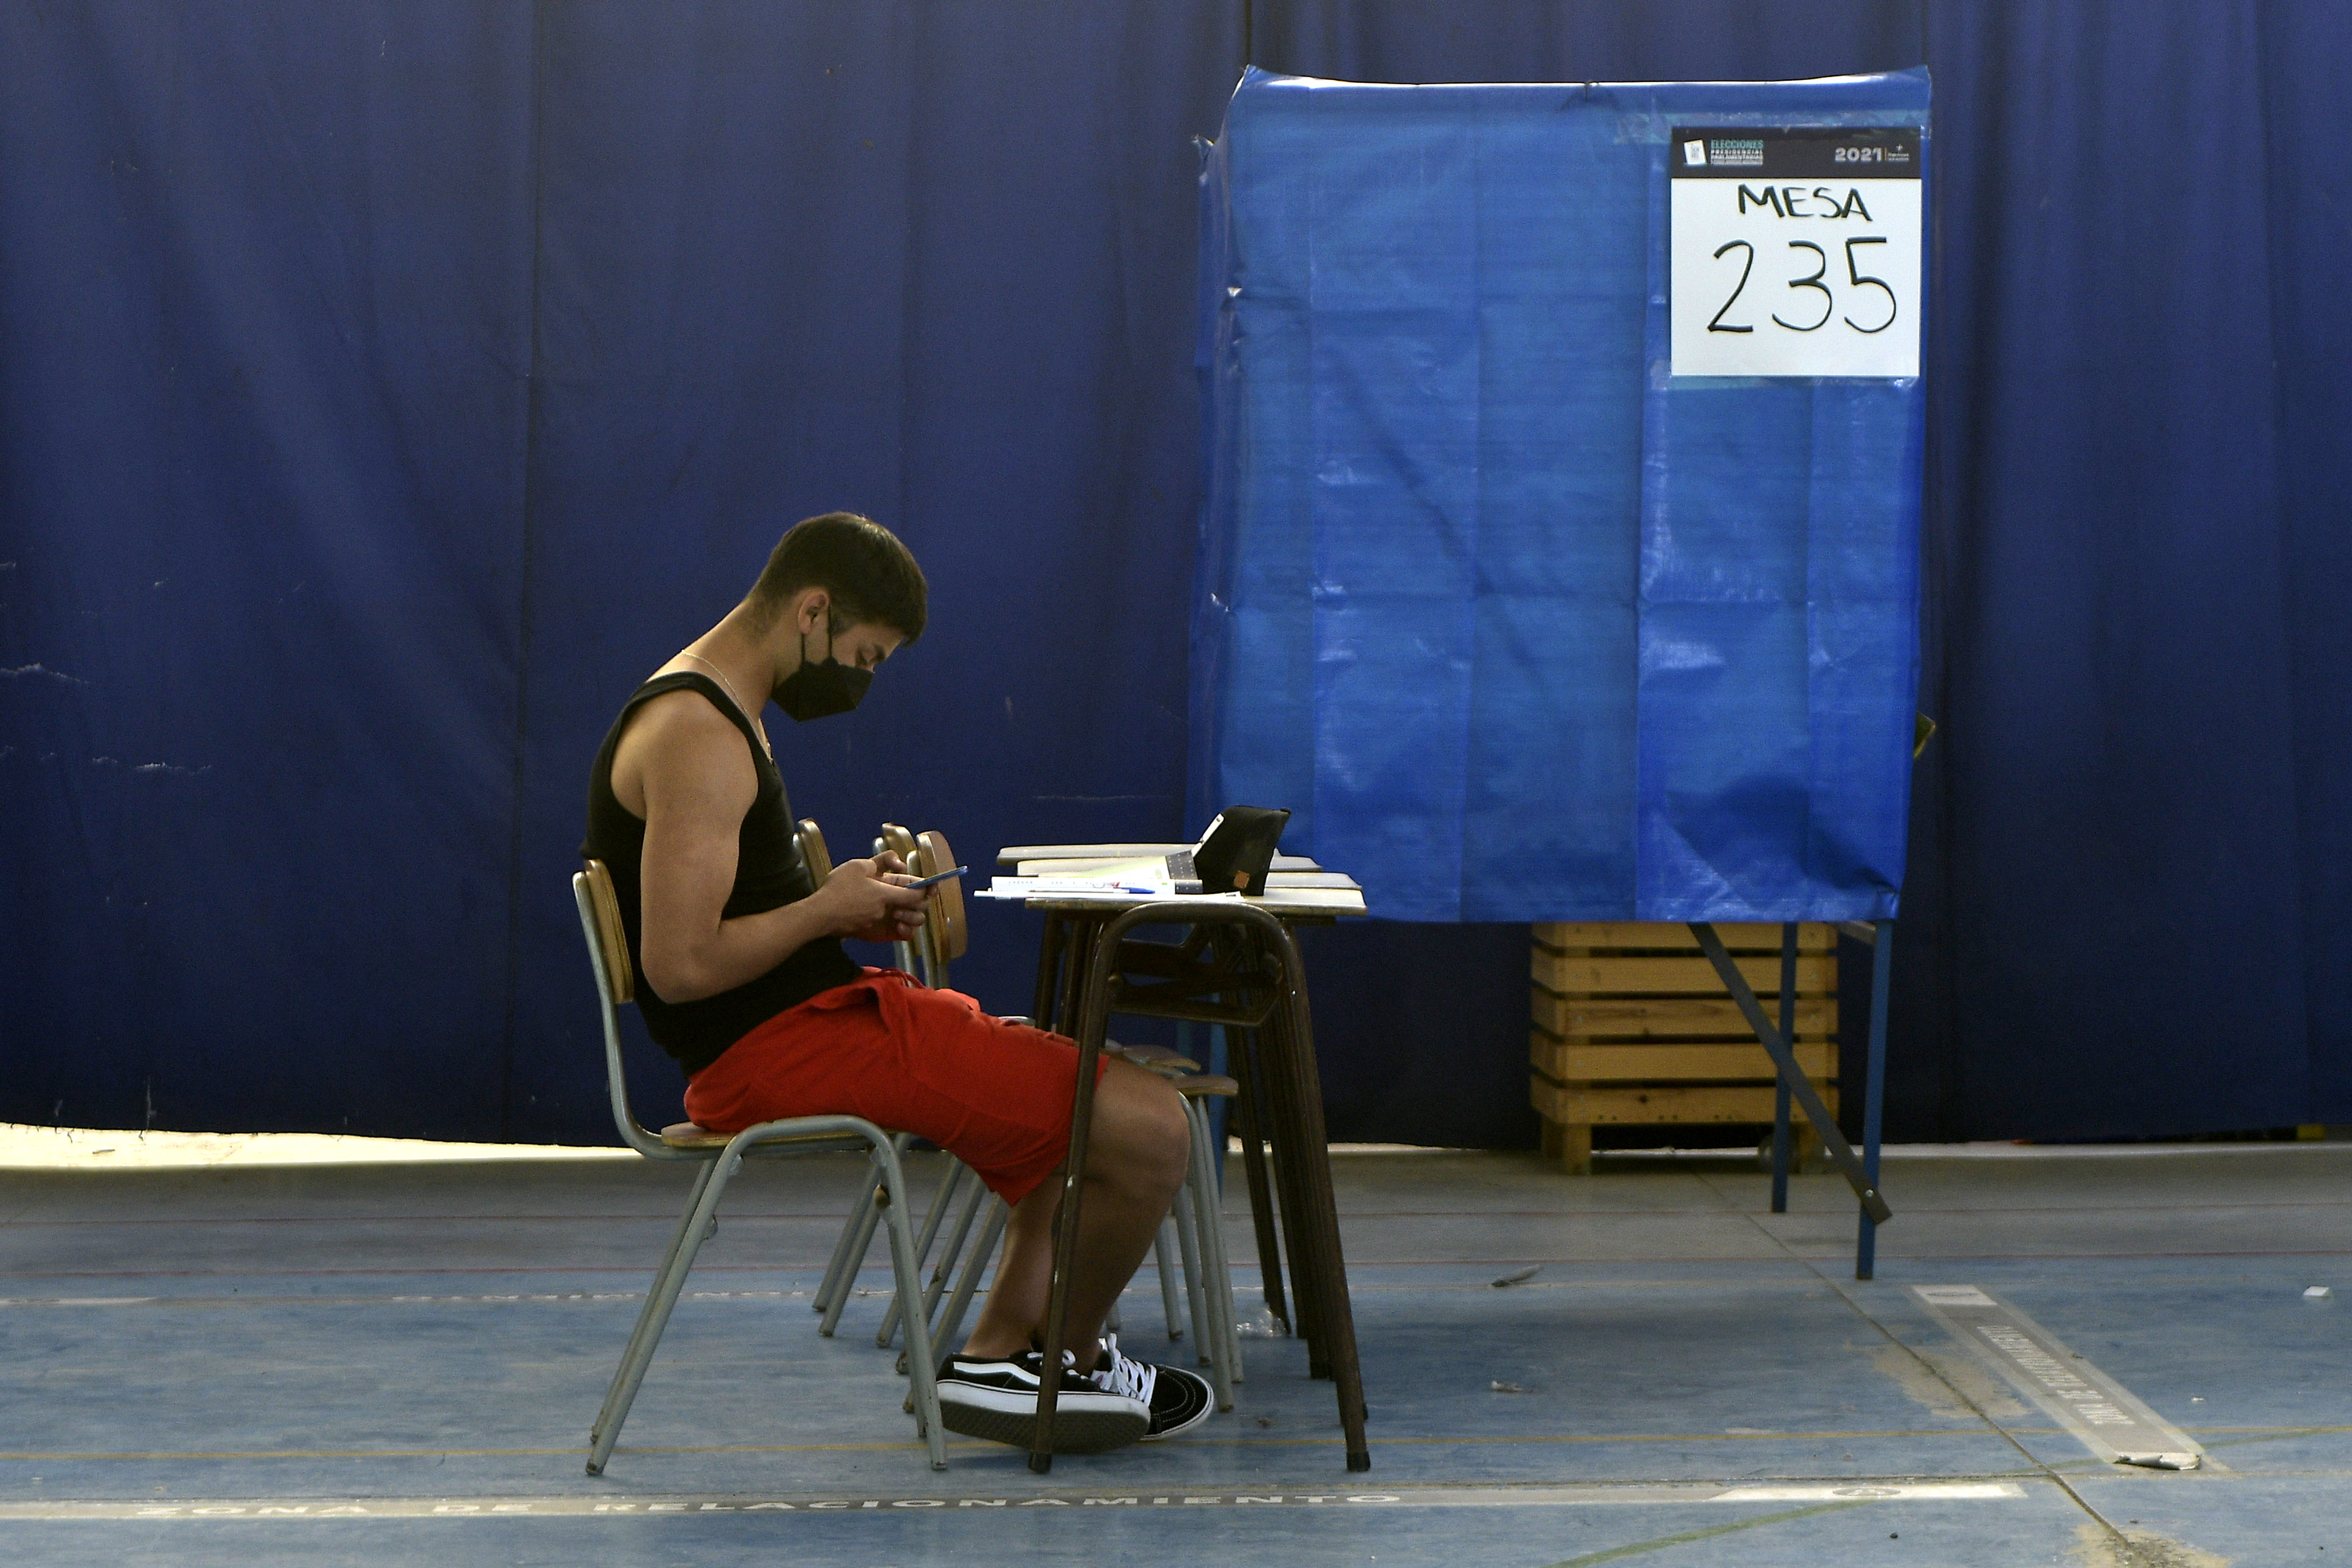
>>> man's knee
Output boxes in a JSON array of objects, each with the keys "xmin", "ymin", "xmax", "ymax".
[
  {"xmin": 1140, "ymin": 1081, "xmax": 1192, "ymax": 1191},
  {"xmin": 1090, "ymin": 1064, "xmax": 1191, "ymax": 1197}
]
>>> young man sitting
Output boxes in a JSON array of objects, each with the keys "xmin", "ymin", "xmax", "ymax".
[{"xmin": 582, "ymin": 511, "xmax": 1210, "ymax": 1453}]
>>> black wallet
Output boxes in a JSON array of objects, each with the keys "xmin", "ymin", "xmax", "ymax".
[{"xmin": 1190, "ymin": 805, "xmax": 1291, "ymax": 896}]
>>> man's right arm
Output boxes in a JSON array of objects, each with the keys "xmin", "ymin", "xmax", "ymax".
[{"xmin": 632, "ymin": 697, "xmax": 923, "ymax": 1003}]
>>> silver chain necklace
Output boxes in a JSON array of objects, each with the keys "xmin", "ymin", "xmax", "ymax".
[{"xmin": 677, "ymin": 651, "xmax": 770, "ymax": 757}]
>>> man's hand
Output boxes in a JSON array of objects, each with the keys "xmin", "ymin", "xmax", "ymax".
[{"xmin": 815, "ymin": 857, "xmax": 929, "ymax": 946}]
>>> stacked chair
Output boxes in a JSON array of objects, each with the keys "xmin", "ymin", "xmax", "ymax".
[
  {"xmin": 812, "ymin": 825, "xmax": 1247, "ymax": 1411},
  {"xmin": 806, "ymin": 823, "xmax": 991, "ymax": 1347}
]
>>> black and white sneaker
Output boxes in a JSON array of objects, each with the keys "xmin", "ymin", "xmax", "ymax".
[
  {"xmin": 934, "ymin": 1351, "xmax": 1150, "ymax": 1454},
  {"xmin": 1092, "ymin": 1333, "xmax": 1214, "ymax": 1442}
]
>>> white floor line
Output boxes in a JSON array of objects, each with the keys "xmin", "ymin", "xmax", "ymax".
[
  {"xmin": 0, "ymin": 1480, "xmax": 2029, "ymax": 1521},
  {"xmin": 8, "ymin": 1128, "xmax": 2338, "ymax": 1174},
  {"xmin": 0, "ymin": 1124, "xmax": 635, "ymax": 1171},
  {"xmin": 1878, "ymin": 1141, "xmax": 2348, "ymax": 1161}
]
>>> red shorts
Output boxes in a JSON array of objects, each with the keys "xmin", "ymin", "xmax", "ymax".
[{"xmin": 682, "ymin": 969, "xmax": 1099, "ymax": 1208}]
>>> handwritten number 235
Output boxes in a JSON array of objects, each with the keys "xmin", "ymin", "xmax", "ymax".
[{"xmin": 1708, "ymin": 238, "xmax": 1896, "ymax": 335}]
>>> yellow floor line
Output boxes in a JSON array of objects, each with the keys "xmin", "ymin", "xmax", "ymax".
[{"xmin": 1539, "ymin": 1500, "xmax": 1866, "ymax": 1568}]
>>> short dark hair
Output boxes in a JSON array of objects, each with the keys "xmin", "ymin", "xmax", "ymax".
[{"xmin": 748, "ymin": 513, "xmax": 927, "ymax": 643}]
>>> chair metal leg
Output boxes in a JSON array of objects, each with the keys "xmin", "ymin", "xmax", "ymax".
[
  {"xmin": 915, "ymin": 1166, "xmax": 987, "ymax": 1338},
  {"xmin": 1173, "ymin": 1171, "xmax": 1236, "ymax": 1411},
  {"xmin": 821, "ymin": 1143, "xmax": 898, "ymax": 1338},
  {"xmin": 1153, "ymin": 1220, "xmax": 1186, "ymax": 1340},
  {"xmin": 915, "ymin": 1156, "xmax": 970, "ymax": 1269},
  {"xmin": 931, "ymin": 1195, "xmax": 1007, "ymax": 1357},
  {"xmin": 1170, "ymin": 1115, "xmax": 1216, "ymax": 1368},
  {"xmin": 880, "ymin": 1158, "xmax": 970, "ymax": 1349},
  {"xmin": 1188, "ymin": 1097, "xmax": 1242, "ymax": 1401},
  {"xmin": 1173, "ymin": 1176, "xmax": 1214, "ymax": 1358},
  {"xmin": 817, "ymin": 1135, "xmax": 908, "ymax": 1317},
  {"xmin": 587, "ymin": 1154, "xmax": 732, "ymax": 1475},
  {"xmin": 894, "ymin": 1166, "xmax": 988, "ymax": 1371},
  {"xmin": 1231, "ymin": 1033, "xmax": 1290, "ymax": 1335},
  {"xmin": 1182, "ymin": 1191, "xmax": 1235, "ymax": 1410},
  {"xmin": 872, "ymin": 1138, "xmax": 948, "ymax": 1471},
  {"xmin": 590, "ymin": 1156, "xmax": 719, "ymax": 1455},
  {"xmin": 813, "ymin": 1189, "xmax": 865, "ymax": 1315}
]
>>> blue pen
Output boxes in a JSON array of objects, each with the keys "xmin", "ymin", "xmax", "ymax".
[{"xmin": 904, "ymin": 865, "xmax": 968, "ymax": 890}]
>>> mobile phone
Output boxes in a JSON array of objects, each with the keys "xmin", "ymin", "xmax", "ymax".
[{"xmin": 903, "ymin": 865, "xmax": 968, "ymax": 891}]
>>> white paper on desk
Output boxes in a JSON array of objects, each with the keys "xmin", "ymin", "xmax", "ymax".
[
  {"xmin": 1035, "ymin": 889, "xmax": 1246, "ymax": 903},
  {"xmin": 995, "ymin": 874, "xmax": 1162, "ymax": 894},
  {"xmin": 977, "ymin": 879, "xmax": 1244, "ymax": 902},
  {"xmin": 1022, "ymin": 856, "xmax": 1206, "ymax": 894},
  {"xmin": 1024, "ymin": 856, "xmax": 1169, "ymax": 881}
]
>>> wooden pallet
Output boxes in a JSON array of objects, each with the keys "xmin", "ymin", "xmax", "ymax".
[{"xmin": 1530, "ymin": 921, "xmax": 1838, "ymax": 1174}]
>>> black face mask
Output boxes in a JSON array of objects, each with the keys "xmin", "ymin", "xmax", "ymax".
[{"xmin": 775, "ymin": 624, "xmax": 872, "ymax": 722}]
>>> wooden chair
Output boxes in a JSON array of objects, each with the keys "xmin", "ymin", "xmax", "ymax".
[
  {"xmin": 787, "ymin": 814, "xmax": 925, "ymax": 1338},
  {"xmin": 809, "ymin": 820, "xmax": 959, "ymax": 1336},
  {"xmin": 818, "ymin": 826, "xmax": 1066, "ymax": 1365},
  {"xmin": 791, "ymin": 814, "xmax": 909, "ymax": 1334},
  {"xmin": 903, "ymin": 830, "xmax": 1245, "ymax": 1407},
  {"xmin": 859, "ymin": 827, "xmax": 1013, "ymax": 1363},
  {"xmin": 813, "ymin": 827, "xmax": 1246, "ymax": 1406},
  {"xmin": 570, "ymin": 859, "xmax": 947, "ymax": 1473},
  {"xmin": 877, "ymin": 821, "xmax": 924, "ymax": 979},
  {"xmin": 795, "ymin": 817, "xmax": 832, "ymax": 884},
  {"xmin": 914, "ymin": 827, "xmax": 968, "ymax": 976}
]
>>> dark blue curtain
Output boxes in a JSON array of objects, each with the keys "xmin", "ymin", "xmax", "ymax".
[
  {"xmin": 0, "ymin": 3, "xmax": 538, "ymax": 1136},
  {"xmin": 5, "ymin": 1, "xmax": 2347, "ymax": 1146},
  {"xmin": 1898, "ymin": 0, "xmax": 2352, "ymax": 1139}
]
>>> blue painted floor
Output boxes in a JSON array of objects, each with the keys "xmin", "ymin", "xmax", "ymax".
[{"xmin": 2, "ymin": 1143, "xmax": 2345, "ymax": 1565}]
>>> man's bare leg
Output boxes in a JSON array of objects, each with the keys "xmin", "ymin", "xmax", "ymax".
[{"xmin": 961, "ymin": 1059, "xmax": 1189, "ymax": 1368}]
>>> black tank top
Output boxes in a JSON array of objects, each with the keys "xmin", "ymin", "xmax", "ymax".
[{"xmin": 581, "ymin": 671, "xmax": 859, "ymax": 1075}]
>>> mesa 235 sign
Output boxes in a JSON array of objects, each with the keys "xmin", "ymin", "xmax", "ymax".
[{"xmin": 1669, "ymin": 126, "xmax": 1922, "ymax": 378}]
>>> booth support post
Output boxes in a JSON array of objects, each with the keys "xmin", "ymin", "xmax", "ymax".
[
  {"xmin": 1768, "ymin": 921, "xmax": 1799, "ymax": 1211},
  {"xmin": 1690, "ymin": 923, "xmax": 1892, "ymax": 1265},
  {"xmin": 1857, "ymin": 919, "xmax": 1895, "ymax": 1280}
]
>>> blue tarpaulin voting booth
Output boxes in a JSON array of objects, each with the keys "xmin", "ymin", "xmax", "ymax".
[{"xmin": 1191, "ymin": 68, "xmax": 1930, "ymax": 926}]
